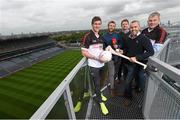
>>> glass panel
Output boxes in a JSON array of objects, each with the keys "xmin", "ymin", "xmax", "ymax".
[
  {"xmin": 46, "ymin": 96, "xmax": 68, "ymax": 119},
  {"xmin": 69, "ymin": 63, "xmax": 108, "ymax": 119},
  {"xmin": 70, "ymin": 65, "xmax": 90, "ymax": 119}
]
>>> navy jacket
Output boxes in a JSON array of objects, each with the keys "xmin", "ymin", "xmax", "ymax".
[
  {"xmin": 123, "ymin": 34, "xmax": 154, "ymax": 63},
  {"xmin": 102, "ymin": 32, "xmax": 123, "ymax": 61},
  {"xmin": 102, "ymin": 32, "xmax": 123, "ymax": 48}
]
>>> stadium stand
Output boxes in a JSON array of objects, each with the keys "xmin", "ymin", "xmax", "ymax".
[{"xmin": 0, "ymin": 34, "xmax": 63, "ymax": 78}]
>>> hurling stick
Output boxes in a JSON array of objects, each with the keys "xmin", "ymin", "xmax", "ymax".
[
  {"xmin": 81, "ymin": 47, "xmax": 88, "ymax": 51},
  {"xmin": 106, "ymin": 46, "xmax": 147, "ymax": 69}
]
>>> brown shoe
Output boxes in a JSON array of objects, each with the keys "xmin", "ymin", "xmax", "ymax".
[
  {"xmin": 110, "ymin": 89, "xmax": 117, "ymax": 97},
  {"xmin": 124, "ymin": 99, "xmax": 132, "ymax": 107}
]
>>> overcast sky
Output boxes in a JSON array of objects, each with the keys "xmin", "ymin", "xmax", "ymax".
[{"xmin": 0, "ymin": 0, "xmax": 180, "ymax": 35}]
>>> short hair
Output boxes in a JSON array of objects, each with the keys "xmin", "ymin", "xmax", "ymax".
[
  {"xmin": 131, "ymin": 20, "xmax": 140, "ymax": 26},
  {"xmin": 108, "ymin": 20, "xmax": 116, "ymax": 26},
  {"xmin": 91, "ymin": 16, "xmax": 102, "ymax": 25},
  {"xmin": 149, "ymin": 11, "xmax": 160, "ymax": 19},
  {"xmin": 121, "ymin": 19, "xmax": 129, "ymax": 26}
]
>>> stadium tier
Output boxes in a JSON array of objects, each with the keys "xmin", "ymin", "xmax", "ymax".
[{"xmin": 0, "ymin": 34, "xmax": 63, "ymax": 78}]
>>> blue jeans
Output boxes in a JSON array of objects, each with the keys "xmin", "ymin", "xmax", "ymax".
[
  {"xmin": 136, "ymin": 66, "xmax": 147, "ymax": 90},
  {"xmin": 124, "ymin": 63, "xmax": 137, "ymax": 99}
]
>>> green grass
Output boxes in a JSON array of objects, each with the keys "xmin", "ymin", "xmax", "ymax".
[{"xmin": 0, "ymin": 50, "xmax": 82, "ymax": 118}]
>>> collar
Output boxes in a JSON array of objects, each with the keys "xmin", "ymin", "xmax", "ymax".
[
  {"xmin": 91, "ymin": 30, "xmax": 99, "ymax": 38},
  {"xmin": 107, "ymin": 30, "xmax": 116, "ymax": 35},
  {"xmin": 129, "ymin": 31, "xmax": 141, "ymax": 39},
  {"xmin": 148, "ymin": 24, "xmax": 160, "ymax": 32},
  {"xmin": 137, "ymin": 31, "xmax": 141, "ymax": 36},
  {"xmin": 122, "ymin": 30, "xmax": 130, "ymax": 34},
  {"xmin": 148, "ymin": 28, "xmax": 153, "ymax": 32}
]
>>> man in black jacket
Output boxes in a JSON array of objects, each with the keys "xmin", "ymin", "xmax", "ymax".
[
  {"xmin": 117, "ymin": 19, "xmax": 130, "ymax": 84},
  {"xmin": 123, "ymin": 20, "xmax": 154, "ymax": 106}
]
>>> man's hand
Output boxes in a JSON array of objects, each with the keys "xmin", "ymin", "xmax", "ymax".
[
  {"xmin": 129, "ymin": 57, "xmax": 137, "ymax": 63},
  {"xmin": 116, "ymin": 49, "xmax": 123, "ymax": 54},
  {"xmin": 113, "ymin": 45, "xmax": 118, "ymax": 49},
  {"xmin": 105, "ymin": 46, "xmax": 111, "ymax": 51},
  {"xmin": 81, "ymin": 47, "xmax": 100, "ymax": 61},
  {"xmin": 98, "ymin": 54, "xmax": 105, "ymax": 63}
]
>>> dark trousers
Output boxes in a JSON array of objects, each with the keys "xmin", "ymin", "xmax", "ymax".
[
  {"xmin": 114, "ymin": 58, "xmax": 122, "ymax": 80},
  {"xmin": 124, "ymin": 63, "xmax": 137, "ymax": 99},
  {"xmin": 135, "ymin": 66, "xmax": 147, "ymax": 90},
  {"xmin": 89, "ymin": 66, "xmax": 104, "ymax": 103},
  {"xmin": 118, "ymin": 59, "xmax": 127, "ymax": 81}
]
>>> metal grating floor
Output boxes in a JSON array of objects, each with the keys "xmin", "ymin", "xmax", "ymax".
[{"xmin": 90, "ymin": 81, "xmax": 144, "ymax": 119}]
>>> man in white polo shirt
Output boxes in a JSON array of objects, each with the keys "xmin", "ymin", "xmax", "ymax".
[{"xmin": 81, "ymin": 16, "xmax": 109, "ymax": 115}]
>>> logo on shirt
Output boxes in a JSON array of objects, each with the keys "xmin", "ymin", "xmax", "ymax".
[
  {"xmin": 136, "ymin": 40, "xmax": 139, "ymax": 44},
  {"xmin": 112, "ymin": 38, "xmax": 117, "ymax": 45},
  {"xmin": 89, "ymin": 44, "xmax": 103, "ymax": 49}
]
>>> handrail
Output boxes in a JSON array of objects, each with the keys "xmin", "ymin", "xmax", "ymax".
[
  {"xmin": 148, "ymin": 38, "xmax": 180, "ymax": 85},
  {"xmin": 148, "ymin": 57, "xmax": 180, "ymax": 85},
  {"xmin": 30, "ymin": 57, "xmax": 86, "ymax": 119},
  {"xmin": 149, "ymin": 71, "xmax": 180, "ymax": 98},
  {"xmin": 143, "ymin": 37, "xmax": 180, "ymax": 119}
]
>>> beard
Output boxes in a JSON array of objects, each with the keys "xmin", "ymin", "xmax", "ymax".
[
  {"xmin": 108, "ymin": 28, "xmax": 115, "ymax": 33},
  {"xmin": 131, "ymin": 30, "xmax": 138, "ymax": 36}
]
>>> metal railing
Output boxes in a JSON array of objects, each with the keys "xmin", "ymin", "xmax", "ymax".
[
  {"xmin": 30, "ymin": 57, "xmax": 87, "ymax": 119},
  {"xmin": 143, "ymin": 38, "xmax": 180, "ymax": 119}
]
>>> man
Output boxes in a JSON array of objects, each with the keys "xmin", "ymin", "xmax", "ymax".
[
  {"xmin": 117, "ymin": 19, "xmax": 130, "ymax": 83},
  {"xmin": 120, "ymin": 19, "xmax": 130, "ymax": 36},
  {"xmin": 123, "ymin": 20, "xmax": 154, "ymax": 106},
  {"xmin": 142, "ymin": 11, "xmax": 167, "ymax": 53},
  {"xmin": 135, "ymin": 12, "xmax": 167, "ymax": 94},
  {"xmin": 81, "ymin": 16, "xmax": 109, "ymax": 115},
  {"xmin": 102, "ymin": 21, "xmax": 123, "ymax": 97}
]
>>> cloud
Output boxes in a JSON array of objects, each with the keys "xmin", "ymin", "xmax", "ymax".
[
  {"xmin": 0, "ymin": 0, "xmax": 30, "ymax": 11},
  {"xmin": 103, "ymin": 0, "xmax": 180, "ymax": 18},
  {"xmin": 0, "ymin": 0, "xmax": 180, "ymax": 35}
]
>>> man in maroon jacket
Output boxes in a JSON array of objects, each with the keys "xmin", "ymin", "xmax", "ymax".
[{"xmin": 142, "ymin": 11, "xmax": 167, "ymax": 52}]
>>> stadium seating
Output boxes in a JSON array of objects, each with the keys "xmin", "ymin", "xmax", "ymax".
[{"xmin": 0, "ymin": 34, "xmax": 63, "ymax": 78}]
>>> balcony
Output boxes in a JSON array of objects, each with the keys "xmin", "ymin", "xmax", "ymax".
[{"xmin": 30, "ymin": 31, "xmax": 180, "ymax": 119}]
